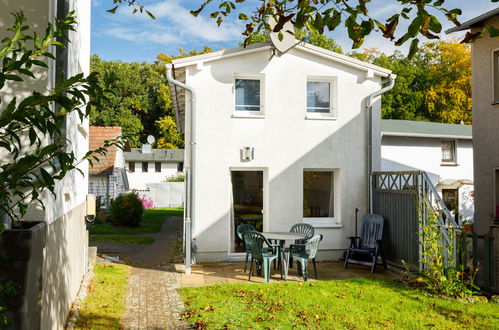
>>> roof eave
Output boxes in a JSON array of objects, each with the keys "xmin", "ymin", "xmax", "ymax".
[{"xmin": 446, "ymin": 7, "xmax": 499, "ymax": 34}]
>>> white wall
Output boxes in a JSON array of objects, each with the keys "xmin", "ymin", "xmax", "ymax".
[
  {"xmin": 138, "ymin": 182, "xmax": 185, "ymax": 208},
  {"xmin": 381, "ymin": 135, "xmax": 474, "ymax": 222},
  {"xmin": 182, "ymin": 47, "xmax": 386, "ymax": 261},
  {"xmin": 127, "ymin": 161, "xmax": 180, "ymax": 189}
]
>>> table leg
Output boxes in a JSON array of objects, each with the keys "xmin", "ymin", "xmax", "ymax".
[{"xmin": 283, "ymin": 249, "xmax": 290, "ymax": 281}]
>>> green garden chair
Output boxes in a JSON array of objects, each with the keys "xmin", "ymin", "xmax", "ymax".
[
  {"xmin": 288, "ymin": 234, "xmax": 323, "ymax": 281},
  {"xmin": 242, "ymin": 231, "xmax": 282, "ymax": 283},
  {"xmin": 236, "ymin": 223, "xmax": 256, "ymax": 272},
  {"xmin": 288, "ymin": 223, "xmax": 315, "ymax": 269}
]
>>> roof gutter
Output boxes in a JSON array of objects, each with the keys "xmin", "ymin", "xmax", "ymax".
[
  {"xmin": 166, "ymin": 63, "xmax": 195, "ymax": 275},
  {"xmin": 366, "ymin": 75, "xmax": 396, "ymax": 213}
]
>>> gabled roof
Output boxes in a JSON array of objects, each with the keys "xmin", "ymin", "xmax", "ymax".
[
  {"xmin": 381, "ymin": 120, "xmax": 472, "ymax": 139},
  {"xmin": 89, "ymin": 126, "xmax": 122, "ymax": 174},
  {"xmin": 124, "ymin": 148, "xmax": 184, "ymax": 162},
  {"xmin": 170, "ymin": 41, "xmax": 392, "ymax": 77},
  {"xmin": 446, "ymin": 8, "xmax": 499, "ymax": 33},
  {"xmin": 169, "ymin": 41, "xmax": 393, "ymax": 132}
]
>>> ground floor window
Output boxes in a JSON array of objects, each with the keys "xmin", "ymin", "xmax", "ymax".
[{"xmin": 303, "ymin": 170, "xmax": 334, "ymax": 219}]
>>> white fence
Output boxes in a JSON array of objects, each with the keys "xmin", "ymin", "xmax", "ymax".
[{"xmin": 137, "ymin": 182, "xmax": 185, "ymax": 208}]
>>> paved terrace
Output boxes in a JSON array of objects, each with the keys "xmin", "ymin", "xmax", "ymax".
[{"xmin": 176, "ymin": 261, "xmax": 394, "ymax": 287}]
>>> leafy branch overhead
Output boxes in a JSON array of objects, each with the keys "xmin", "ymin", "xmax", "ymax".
[
  {"xmin": 106, "ymin": 0, "xmax": 155, "ymax": 19},
  {"xmin": 190, "ymin": 0, "xmax": 498, "ymax": 56},
  {"xmin": 0, "ymin": 12, "xmax": 121, "ymax": 223}
]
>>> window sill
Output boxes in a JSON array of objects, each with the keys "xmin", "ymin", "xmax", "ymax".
[
  {"xmin": 492, "ymin": 101, "xmax": 499, "ymax": 105},
  {"xmin": 231, "ymin": 113, "xmax": 265, "ymax": 119},
  {"xmin": 305, "ymin": 114, "xmax": 337, "ymax": 121},
  {"xmin": 303, "ymin": 218, "xmax": 342, "ymax": 228},
  {"xmin": 441, "ymin": 162, "xmax": 458, "ymax": 167}
]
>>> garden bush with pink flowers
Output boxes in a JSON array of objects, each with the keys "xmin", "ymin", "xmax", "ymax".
[{"xmin": 139, "ymin": 196, "xmax": 154, "ymax": 209}]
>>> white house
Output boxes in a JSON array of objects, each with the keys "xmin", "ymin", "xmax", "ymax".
[
  {"xmin": 1, "ymin": 0, "xmax": 91, "ymax": 328},
  {"xmin": 168, "ymin": 41, "xmax": 394, "ymax": 262},
  {"xmin": 125, "ymin": 147, "xmax": 184, "ymax": 190},
  {"xmin": 89, "ymin": 126, "xmax": 129, "ymax": 207},
  {"xmin": 381, "ymin": 120, "xmax": 474, "ymax": 223}
]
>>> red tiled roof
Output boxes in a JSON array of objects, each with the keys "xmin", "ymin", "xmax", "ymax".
[{"xmin": 89, "ymin": 126, "xmax": 122, "ymax": 174}]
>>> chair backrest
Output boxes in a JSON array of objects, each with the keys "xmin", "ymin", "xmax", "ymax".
[
  {"xmin": 359, "ymin": 214, "xmax": 384, "ymax": 249},
  {"xmin": 236, "ymin": 224, "xmax": 256, "ymax": 240},
  {"xmin": 290, "ymin": 223, "xmax": 315, "ymax": 241},
  {"xmin": 242, "ymin": 231, "xmax": 267, "ymax": 261},
  {"xmin": 306, "ymin": 234, "xmax": 323, "ymax": 260}
]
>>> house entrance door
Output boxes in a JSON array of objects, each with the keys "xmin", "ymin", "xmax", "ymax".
[{"xmin": 230, "ymin": 170, "xmax": 264, "ymax": 253}]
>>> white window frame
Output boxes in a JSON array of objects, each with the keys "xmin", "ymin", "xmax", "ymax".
[
  {"xmin": 492, "ymin": 48, "xmax": 499, "ymax": 104},
  {"xmin": 302, "ymin": 168, "xmax": 341, "ymax": 228},
  {"xmin": 441, "ymin": 139, "xmax": 457, "ymax": 166},
  {"xmin": 306, "ymin": 76, "xmax": 338, "ymax": 120},
  {"xmin": 232, "ymin": 74, "xmax": 265, "ymax": 118}
]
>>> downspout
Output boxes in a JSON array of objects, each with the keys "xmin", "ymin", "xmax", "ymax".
[
  {"xmin": 166, "ymin": 64, "xmax": 196, "ymax": 275},
  {"xmin": 366, "ymin": 74, "xmax": 396, "ymax": 213}
]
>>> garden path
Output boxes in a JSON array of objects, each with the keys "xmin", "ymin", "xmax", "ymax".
[{"xmin": 121, "ymin": 216, "xmax": 188, "ymax": 329}]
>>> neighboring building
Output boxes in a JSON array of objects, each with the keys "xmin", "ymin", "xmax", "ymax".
[
  {"xmin": 447, "ymin": 8, "xmax": 499, "ymax": 290},
  {"xmin": 125, "ymin": 148, "xmax": 184, "ymax": 190},
  {"xmin": 0, "ymin": 0, "xmax": 91, "ymax": 328},
  {"xmin": 88, "ymin": 126, "xmax": 129, "ymax": 207},
  {"xmin": 381, "ymin": 119, "xmax": 474, "ymax": 223},
  {"xmin": 169, "ymin": 41, "xmax": 393, "ymax": 262}
]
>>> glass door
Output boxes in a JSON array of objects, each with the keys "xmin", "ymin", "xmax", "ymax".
[{"xmin": 230, "ymin": 171, "xmax": 263, "ymax": 253}]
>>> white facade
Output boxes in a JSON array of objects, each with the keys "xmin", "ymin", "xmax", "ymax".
[
  {"xmin": 381, "ymin": 124, "xmax": 474, "ymax": 222},
  {"xmin": 127, "ymin": 161, "xmax": 180, "ymax": 190},
  {"xmin": 172, "ymin": 43, "xmax": 392, "ymax": 262},
  {"xmin": 1, "ymin": 1, "xmax": 91, "ymax": 328}
]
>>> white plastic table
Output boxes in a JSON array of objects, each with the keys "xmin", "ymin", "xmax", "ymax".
[{"xmin": 261, "ymin": 232, "xmax": 306, "ymax": 280}]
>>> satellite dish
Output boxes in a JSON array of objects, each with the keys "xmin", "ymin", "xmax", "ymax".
[
  {"xmin": 147, "ymin": 135, "xmax": 155, "ymax": 144},
  {"xmin": 269, "ymin": 17, "xmax": 297, "ymax": 53}
]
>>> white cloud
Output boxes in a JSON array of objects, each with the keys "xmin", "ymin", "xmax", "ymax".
[{"xmin": 104, "ymin": 0, "xmax": 243, "ymax": 46}]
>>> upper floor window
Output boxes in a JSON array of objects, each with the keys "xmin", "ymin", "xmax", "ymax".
[
  {"xmin": 155, "ymin": 162, "xmax": 161, "ymax": 172},
  {"xmin": 142, "ymin": 162, "xmax": 148, "ymax": 173},
  {"xmin": 306, "ymin": 77, "xmax": 337, "ymax": 119},
  {"xmin": 493, "ymin": 50, "xmax": 499, "ymax": 103},
  {"xmin": 441, "ymin": 140, "xmax": 456, "ymax": 164},
  {"xmin": 307, "ymin": 81, "xmax": 331, "ymax": 113},
  {"xmin": 129, "ymin": 162, "xmax": 135, "ymax": 173},
  {"xmin": 235, "ymin": 78, "xmax": 261, "ymax": 112}
]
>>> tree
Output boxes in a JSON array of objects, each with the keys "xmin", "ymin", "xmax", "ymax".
[
  {"xmin": 155, "ymin": 116, "xmax": 183, "ymax": 149},
  {"xmin": 89, "ymin": 55, "xmax": 167, "ymax": 147},
  {"xmin": 353, "ymin": 39, "xmax": 471, "ymax": 123},
  {"xmin": 190, "ymin": 0, "xmax": 498, "ymax": 57}
]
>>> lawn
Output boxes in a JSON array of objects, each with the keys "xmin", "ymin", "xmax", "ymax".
[
  {"xmin": 179, "ymin": 278, "xmax": 499, "ymax": 329},
  {"xmin": 76, "ymin": 263, "xmax": 130, "ymax": 329},
  {"xmin": 88, "ymin": 207, "xmax": 183, "ymax": 243}
]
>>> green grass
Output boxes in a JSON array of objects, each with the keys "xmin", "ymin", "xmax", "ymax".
[
  {"xmin": 179, "ymin": 278, "xmax": 499, "ymax": 329},
  {"xmin": 89, "ymin": 235, "xmax": 154, "ymax": 245},
  {"xmin": 76, "ymin": 263, "xmax": 130, "ymax": 329},
  {"xmin": 142, "ymin": 207, "xmax": 183, "ymax": 224},
  {"xmin": 88, "ymin": 223, "xmax": 162, "ymax": 235}
]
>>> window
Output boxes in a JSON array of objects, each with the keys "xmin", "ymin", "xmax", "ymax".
[
  {"xmin": 177, "ymin": 162, "xmax": 184, "ymax": 172},
  {"xmin": 441, "ymin": 140, "xmax": 456, "ymax": 164},
  {"xmin": 155, "ymin": 162, "xmax": 161, "ymax": 172},
  {"xmin": 494, "ymin": 50, "xmax": 499, "ymax": 103},
  {"xmin": 235, "ymin": 79, "xmax": 261, "ymax": 111},
  {"xmin": 303, "ymin": 171, "xmax": 334, "ymax": 218},
  {"xmin": 142, "ymin": 162, "xmax": 148, "ymax": 173},
  {"xmin": 129, "ymin": 162, "xmax": 135, "ymax": 173},
  {"xmin": 307, "ymin": 81, "xmax": 330, "ymax": 113},
  {"xmin": 442, "ymin": 189, "xmax": 458, "ymax": 213}
]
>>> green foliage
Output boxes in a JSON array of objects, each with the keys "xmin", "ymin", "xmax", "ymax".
[
  {"xmin": 155, "ymin": 116, "xmax": 183, "ymax": 149},
  {"xmin": 179, "ymin": 278, "xmax": 498, "ymax": 329},
  {"xmin": 89, "ymin": 234, "xmax": 154, "ymax": 244},
  {"xmin": 0, "ymin": 281, "xmax": 19, "ymax": 327},
  {"xmin": 415, "ymin": 205, "xmax": 478, "ymax": 298},
  {"xmin": 191, "ymin": 0, "xmax": 498, "ymax": 53},
  {"xmin": 0, "ymin": 12, "xmax": 119, "ymax": 222},
  {"xmin": 108, "ymin": 192, "xmax": 144, "ymax": 227},
  {"xmin": 167, "ymin": 173, "xmax": 185, "ymax": 182}
]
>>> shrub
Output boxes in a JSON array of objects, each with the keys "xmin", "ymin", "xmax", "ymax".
[
  {"xmin": 167, "ymin": 173, "xmax": 185, "ymax": 182},
  {"xmin": 108, "ymin": 192, "xmax": 144, "ymax": 227}
]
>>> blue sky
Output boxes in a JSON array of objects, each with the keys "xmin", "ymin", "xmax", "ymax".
[{"xmin": 91, "ymin": 0, "xmax": 498, "ymax": 63}]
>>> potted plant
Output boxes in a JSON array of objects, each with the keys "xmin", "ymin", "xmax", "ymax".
[{"xmin": 0, "ymin": 12, "xmax": 117, "ymax": 328}]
